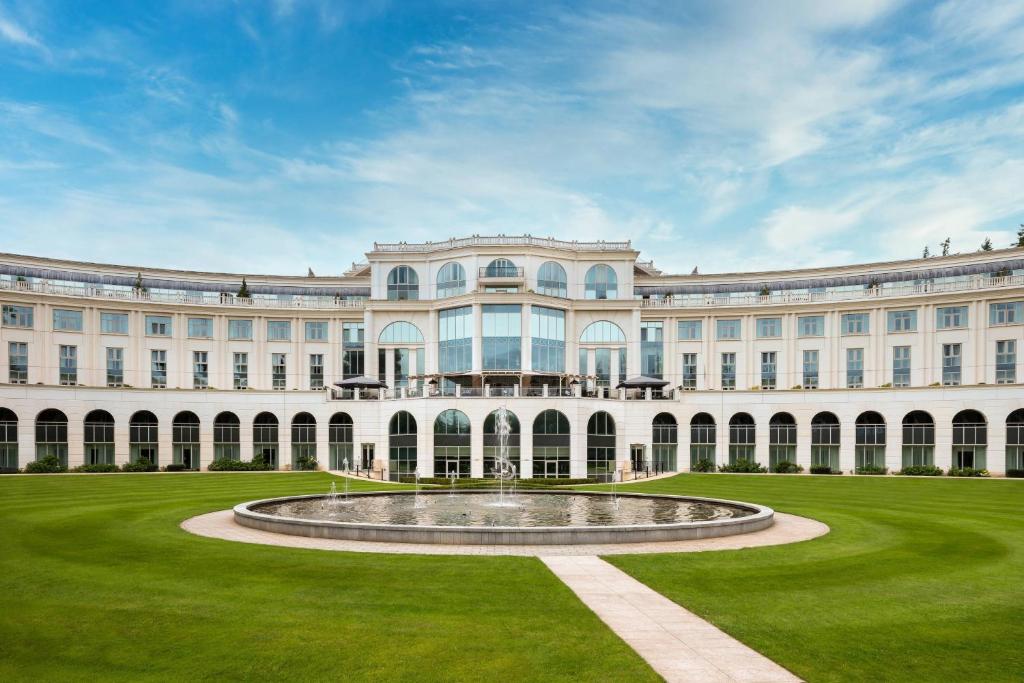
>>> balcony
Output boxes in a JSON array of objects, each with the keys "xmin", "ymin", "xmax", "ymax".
[
  {"xmin": 327, "ymin": 383, "xmax": 673, "ymax": 401},
  {"xmin": 477, "ymin": 266, "xmax": 525, "ymax": 284}
]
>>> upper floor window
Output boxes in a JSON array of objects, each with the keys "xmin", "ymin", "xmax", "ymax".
[
  {"xmin": 537, "ymin": 261, "xmax": 567, "ymax": 298},
  {"xmin": 989, "ymin": 301, "xmax": 1022, "ymax": 326},
  {"xmin": 188, "ymin": 317, "xmax": 213, "ymax": 338},
  {"xmin": 100, "ymin": 312, "xmax": 129, "ymax": 334},
  {"xmin": 228, "ymin": 319, "xmax": 252, "ymax": 340},
  {"xmin": 387, "ymin": 265, "xmax": 419, "ymax": 301},
  {"xmin": 379, "ymin": 321, "xmax": 425, "ymax": 345},
  {"xmin": 677, "ymin": 320, "xmax": 702, "ymax": 340},
  {"xmin": 579, "ymin": 320, "xmax": 626, "ymax": 344},
  {"xmin": 936, "ymin": 306, "xmax": 968, "ymax": 330},
  {"xmin": 887, "ymin": 309, "xmax": 917, "ymax": 333},
  {"xmin": 53, "ymin": 309, "xmax": 83, "ymax": 332},
  {"xmin": 798, "ymin": 315, "xmax": 824, "ymax": 337},
  {"xmin": 145, "ymin": 315, "xmax": 172, "ymax": 337},
  {"xmin": 2, "ymin": 304, "xmax": 33, "ymax": 328},
  {"xmin": 756, "ymin": 317, "xmax": 781, "ymax": 338},
  {"xmin": 484, "ymin": 258, "xmax": 518, "ymax": 278},
  {"xmin": 267, "ymin": 320, "xmax": 291, "ymax": 341},
  {"xmin": 841, "ymin": 313, "xmax": 869, "ymax": 335},
  {"xmin": 305, "ymin": 321, "xmax": 328, "ymax": 341},
  {"xmin": 716, "ymin": 319, "xmax": 740, "ymax": 340},
  {"xmin": 584, "ymin": 264, "xmax": 617, "ymax": 299},
  {"xmin": 436, "ymin": 262, "xmax": 466, "ymax": 298},
  {"xmin": 343, "ymin": 322, "xmax": 364, "ymax": 345}
]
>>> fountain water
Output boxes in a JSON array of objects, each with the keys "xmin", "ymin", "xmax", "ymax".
[
  {"xmin": 322, "ymin": 480, "xmax": 339, "ymax": 511},
  {"xmin": 491, "ymin": 405, "xmax": 519, "ymax": 507},
  {"xmin": 413, "ymin": 471, "xmax": 425, "ymax": 508},
  {"xmin": 449, "ymin": 470, "xmax": 457, "ymax": 497}
]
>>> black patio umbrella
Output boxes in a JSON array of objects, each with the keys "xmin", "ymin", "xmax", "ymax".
[
  {"xmin": 333, "ymin": 376, "xmax": 388, "ymax": 389},
  {"xmin": 615, "ymin": 375, "xmax": 671, "ymax": 389}
]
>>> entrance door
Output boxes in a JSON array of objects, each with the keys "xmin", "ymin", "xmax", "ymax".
[
  {"xmin": 954, "ymin": 448, "xmax": 975, "ymax": 469},
  {"xmin": 545, "ymin": 460, "xmax": 558, "ymax": 478},
  {"xmin": 181, "ymin": 447, "xmax": 194, "ymax": 470},
  {"xmin": 260, "ymin": 446, "xmax": 277, "ymax": 469},
  {"xmin": 630, "ymin": 444, "xmax": 645, "ymax": 473},
  {"xmin": 361, "ymin": 443, "xmax": 374, "ymax": 470}
]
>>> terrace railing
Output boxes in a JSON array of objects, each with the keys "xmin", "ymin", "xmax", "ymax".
[{"xmin": 374, "ymin": 235, "xmax": 632, "ymax": 253}]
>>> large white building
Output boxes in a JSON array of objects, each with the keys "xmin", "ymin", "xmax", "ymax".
[{"xmin": 1, "ymin": 235, "xmax": 1022, "ymax": 478}]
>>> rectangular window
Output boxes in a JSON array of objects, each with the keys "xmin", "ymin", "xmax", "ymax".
[
  {"xmin": 378, "ymin": 348, "xmax": 386, "ymax": 383},
  {"xmin": 677, "ymin": 320, "xmax": 702, "ymax": 340},
  {"xmin": 151, "ymin": 350, "xmax": 167, "ymax": 388},
  {"xmin": 53, "ymin": 309, "xmax": 83, "ymax": 332},
  {"xmin": 8, "ymin": 341, "xmax": 27, "ymax": 383},
  {"xmin": 798, "ymin": 315, "xmax": 824, "ymax": 337},
  {"xmin": 989, "ymin": 301, "xmax": 1023, "ymax": 326},
  {"xmin": 59, "ymin": 345, "xmax": 77, "ymax": 385},
  {"xmin": 342, "ymin": 322, "xmax": 365, "ymax": 379},
  {"xmin": 530, "ymin": 306, "xmax": 565, "ymax": 374},
  {"xmin": 595, "ymin": 348, "xmax": 611, "ymax": 387},
  {"xmin": 846, "ymin": 348, "xmax": 864, "ymax": 388},
  {"xmin": 579, "ymin": 348, "xmax": 588, "ymax": 378},
  {"xmin": 996, "ymin": 340, "xmax": 1016, "ymax": 384},
  {"xmin": 2, "ymin": 304, "xmax": 33, "ymax": 328},
  {"xmin": 721, "ymin": 352, "xmax": 736, "ymax": 390},
  {"xmin": 756, "ymin": 318, "xmax": 781, "ymax": 338},
  {"xmin": 802, "ymin": 350, "xmax": 819, "ymax": 389},
  {"xmin": 482, "ymin": 304, "xmax": 522, "ymax": 371},
  {"xmin": 145, "ymin": 315, "xmax": 172, "ymax": 336},
  {"xmin": 681, "ymin": 353, "xmax": 697, "ymax": 390},
  {"xmin": 438, "ymin": 307, "xmax": 472, "ymax": 373},
  {"xmin": 618, "ymin": 347, "xmax": 626, "ymax": 386},
  {"xmin": 640, "ymin": 321, "xmax": 663, "ymax": 379},
  {"xmin": 716, "ymin": 319, "xmax": 740, "ymax": 340},
  {"xmin": 887, "ymin": 309, "xmax": 917, "ymax": 333},
  {"xmin": 310, "ymin": 353, "xmax": 324, "ymax": 389},
  {"xmin": 272, "ymin": 353, "xmax": 287, "ymax": 389},
  {"xmin": 841, "ymin": 313, "xmax": 869, "ymax": 335},
  {"xmin": 188, "ymin": 318, "xmax": 213, "ymax": 338},
  {"xmin": 416, "ymin": 348, "xmax": 425, "ymax": 389},
  {"xmin": 100, "ymin": 312, "xmax": 129, "ymax": 334},
  {"xmin": 760, "ymin": 351, "xmax": 777, "ymax": 389},
  {"xmin": 893, "ymin": 346, "xmax": 911, "ymax": 387},
  {"xmin": 942, "ymin": 343, "xmax": 961, "ymax": 386},
  {"xmin": 233, "ymin": 352, "xmax": 248, "ymax": 389},
  {"xmin": 268, "ymin": 321, "xmax": 291, "ymax": 341},
  {"xmin": 305, "ymin": 321, "xmax": 328, "ymax": 341},
  {"xmin": 936, "ymin": 306, "xmax": 968, "ymax": 330},
  {"xmin": 106, "ymin": 347, "xmax": 124, "ymax": 386},
  {"xmin": 228, "ymin": 319, "xmax": 252, "ymax": 340},
  {"xmin": 193, "ymin": 351, "xmax": 209, "ymax": 389}
]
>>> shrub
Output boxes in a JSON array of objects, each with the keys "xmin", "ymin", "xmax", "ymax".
[
  {"xmin": 122, "ymin": 460, "xmax": 158, "ymax": 473},
  {"xmin": 294, "ymin": 453, "xmax": 318, "ymax": 471},
  {"xmin": 163, "ymin": 463, "xmax": 187, "ymax": 472},
  {"xmin": 947, "ymin": 467, "xmax": 989, "ymax": 478},
  {"xmin": 899, "ymin": 465, "xmax": 944, "ymax": 476},
  {"xmin": 72, "ymin": 463, "xmax": 120, "ymax": 473},
  {"xmin": 691, "ymin": 459, "xmax": 716, "ymax": 473},
  {"xmin": 1007, "ymin": 469, "xmax": 1024, "ymax": 478},
  {"xmin": 810, "ymin": 465, "xmax": 841, "ymax": 475},
  {"xmin": 403, "ymin": 477, "xmax": 597, "ymax": 488},
  {"xmin": 856, "ymin": 465, "xmax": 888, "ymax": 475},
  {"xmin": 772, "ymin": 461, "xmax": 803, "ymax": 474},
  {"xmin": 719, "ymin": 458, "xmax": 767, "ymax": 473},
  {"xmin": 24, "ymin": 455, "xmax": 67, "ymax": 474}
]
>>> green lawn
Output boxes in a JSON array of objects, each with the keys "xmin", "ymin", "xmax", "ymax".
[
  {"xmin": 0, "ymin": 473, "xmax": 658, "ymax": 682},
  {"xmin": 598, "ymin": 474, "xmax": 1024, "ymax": 683}
]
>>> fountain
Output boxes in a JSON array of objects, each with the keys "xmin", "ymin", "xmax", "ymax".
[{"xmin": 491, "ymin": 405, "xmax": 518, "ymax": 508}]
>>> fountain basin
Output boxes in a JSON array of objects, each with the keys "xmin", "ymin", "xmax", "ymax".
[{"xmin": 233, "ymin": 490, "xmax": 774, "ymax": 545}]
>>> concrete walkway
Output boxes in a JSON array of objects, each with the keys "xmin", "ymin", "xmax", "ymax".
[{"xmin": 542, "ymin": 555, "xmax": 801, "ymax": 682}]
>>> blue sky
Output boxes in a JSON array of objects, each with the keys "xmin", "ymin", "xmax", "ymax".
[{"xmin": 1, "ymin": 0, "xmax": 1023, "ymax": 276}]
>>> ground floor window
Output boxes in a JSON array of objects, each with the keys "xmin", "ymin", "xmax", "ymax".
[
  {"xmin": 690, "ymin": 444, "xmax": 715, "ymax": 468},
  {"xmin": 768, "ymin": 445, "xmax": 795, "ymax": 468},
  {"xmin": 855, "ymin": 446, "xmax": 885, "ymax": 469},
  {"xmin": 586, "ymin": 446, "xmax": 615, "ymax": 481},
  {"xmin": 728, "ymin": 444, "xmax": 754, "ymax": 463},
  {"xmin": 434, "ymin": 446, "xmax": 470, "ymax": 478},
  {"xmin": 811, "ymin": 446, "xmax": 839, "ymax": 471},
  {"xmin": 1007, "ymin": 446, "xmax": 1023, "ymax": 471},
  {"xmin": 389, "ymin": 446, "xmax": 416, "ymax": 480},
  {"xmin": 952, "ymin": 446, "xmax": 986, "ymax": 470},
  {"xmin": 902, "ymin": 445, "xmax": 933, "ymax": 467},
  {"xmin": 330, "ymin": 442, "xmax": 354, "ymax": 470},
  {"xmin": 292, "ymin": 443, "xmax": 316, "ymax": 470},
  {"xmin": 533, "ymin": 446, "xmax": 570, "ymax": 478},
  {"xmin": 254, "ymin": 442, "xmax": 278, "ymax": 469},
  {"xmin": 650, "ymin": 444, "xmax": 676, "ymax": 472},
  {"xmin": 173, "ymin": 443, "xmax": 199, "ymax": 470}
]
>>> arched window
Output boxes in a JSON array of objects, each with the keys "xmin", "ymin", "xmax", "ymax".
[
  {"xmin": 728, "ymin": 412, "xmax": 756, "ymax": 464},
  {"xmin": 36, "ymin": 409, "xmax": 68, "ymax": 468},
  {"xmin": 579, "ymin": 320, "xmax": 626, "ymax": 344},
  {"xmin": 651, "ymin": 413, "xmax": 677, "ymax": 473},
  {"xmin": 690, "ymin": 413, "xmax": 716, "ymax": 468},
  {"xmin": 291, "ymin": 413, "xmax": 317, "ymax": 470},
  {"xmin": 484, "ymin": 409, "xmax": 520, "ymax": 478},
  {"xmin": 537, "ymin": 261, "xmax": 567, "ymax": 298},
  {"xmin": 811, "ymin": 412, "xmax": 840, "ymax": 472},
  {"xmin": 587, "ymin": 411, "xmax": 616, "ymax": 481},
  {"xmin": 0, "ymin": 408, "xmax": 17, "ymax": 471},
  {"xmin": 768, "ymin": 413, "xmax": 796, "ymax": 467},
  {"xmin": 329, "ymin": 412, "xmax": 353, "ymax": 470},
  {"xmin": 584, "ymin": 264, "xmax": 617, "ymax": 299},
  {"xmin": 253, "ymin": 412, "xmax": 279, "ymax": 469},
  {"xmin": 434, "ymin": 409, "xmax": 470, "ymax": 477},
  {"xmin": 1007, "ymin": 409, "xmax": 1024, "ymax": 473},
  {"xmin": 855, "ymin": 411, "xmax": 886, "ymax": 470},
  {"xmin": 533, "ymin": 410, "xmax": 570, "ymax": 478},
  {"xmin": 213, "ymin": 412, "xmax": 240, "ymax": 461},
  {"xmin": 388, "ymin": 411, "xmax": 417, "ymax": 481},
  {"xmin": 129, "ymin": 410, "xmax": 158, "ymax": 466},
  {"xmin": 952, "ymin": 409, "xmax": 987, "ymax": 470},
  {"xmin": 83, "ymin": 409, "xmax": 115, "ymax": 465},
  {"xmin": 436, "ymin": 262, "xmax": 466, "ymax": 298},
  {"xmin": 387, "ymin": 265, "xmax": 419, "ymax": 301},
  {"xmin": 172, "ymin": 411, "xmax": 200, "ymax": 470},
  {"xmin": 902, "ymin": 411, "xmax": 934, "ymax": 467},
  {"xmin": 484, "ymin": 258, "xmax": 518, "ymax": 278},
  {"xmin": 378, "ymin": 321, "xmax": 425, "ymax": 344}
]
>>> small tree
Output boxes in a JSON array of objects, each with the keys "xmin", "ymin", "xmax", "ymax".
[
  {"xmin": 980, "ymin": 237, "xmax": 993, "ymax": 251},
  {"xmin": 132, "ymin": 272, "xmax": 147, "ymax": 294},
  {"xmin": 237, "ymin": 277, "xmax": 251, "ymax": 299},
  {"xmin": 758, "ymin": 284, "xmax": 771, "ymax": 297},
  {"xmin": 941, "ymin": 237, "xmax": 951, "ymax": 256},
  {"xmin": 922, "ymin": 245, "xmax": 930, "ymax": 258},
  {"xmin": 1015, "ymin": 224, "xmax": 1024, "ymax": 248}
]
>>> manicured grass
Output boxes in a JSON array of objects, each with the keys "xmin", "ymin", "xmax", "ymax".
[
  {"xmin": 0, "ymin": 473, "xmax": 658, "ymax": 682},
  {"xmin": 599, "ymin": 474, "xmax": 1024, "ymax": 683}
]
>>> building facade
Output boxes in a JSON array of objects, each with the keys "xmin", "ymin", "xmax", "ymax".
[{"xmin": 1, "ymin": 235, "xmax": 1023, "ymax": 478}]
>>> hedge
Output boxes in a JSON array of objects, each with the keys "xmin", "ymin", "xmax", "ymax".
[
  {"xmin": 810, "ymin": 465, "xmax": 842, "ymax": 475},
  {"xmin": 719, "ymin": 458, "xmax": 767, "ymax": 473},
  {"xmin": 947, "ymin": 467, "xmax": 989, "ymax": 477},
  {"xmin": 71, "ymin": 463, "xmax": 120, "ymax": 473},
  {"xmin": 856, "ymin": 465, "xmax": 888, "ymax": 475},
  {"xmin": 24, "ymin": 455, "xmax": 67, "ymax": 474},
  {"xmin": 771, "ymin": 461, "xmax": 802, "ymax": 474},
  {"xmin": 898, "ymin": 465, "xmax": 944, "ymax": 476},
  {"xmin": 691, "ymin": 459, "xmax": 715, "ymax": 473}
]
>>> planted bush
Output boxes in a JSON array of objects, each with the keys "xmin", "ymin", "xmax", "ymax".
[
  {"xmin": 810, "ymin": 465, "xmax": 842, "ymax": 475},
  {"xmin": 24, "ymin": 455, "xmax": 67, "ymax": 474},
  {"xmin": 72, "ymin": 463, "xmax": 119, "ymax": 473},
  {"xmin": 856, "ymin": 464, "xmax": 888, "ymax": 475},
  {"xmin": 947, "ymin": 467, "xmax": 989, "ymax": 478},
  {"xmin": 899, "ymin": 465, "xmax": 944, "ymax": 476},
  {"xmin": 294, "ymin": 453, "xmax": 318, "ymax": 471},
  {"xmin": 719, "ymin": 458, "xmax": 767, "ymax": 473},
  {"xmin": 122, "ymin": 460, "xmax": 158, "ymax": 472},
  {"xmin": 691, "ymin": 459, "xmax": 715, "ymax": 473},
  {"xmin": 772, "ymin": 461, "xmax": 803, "ymax": 474},
  {"xmin": 1007, "ymin": 469, "xmax": 1024, "ymax": 478},
  {"xmin": 163, "ymin": 463, "xmax": 188, "ymax": 472}
]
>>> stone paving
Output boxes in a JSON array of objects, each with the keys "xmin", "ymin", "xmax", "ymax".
[{"xmin": 542, "ymin": 555, "xmax": 801, "ymax": 682}]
